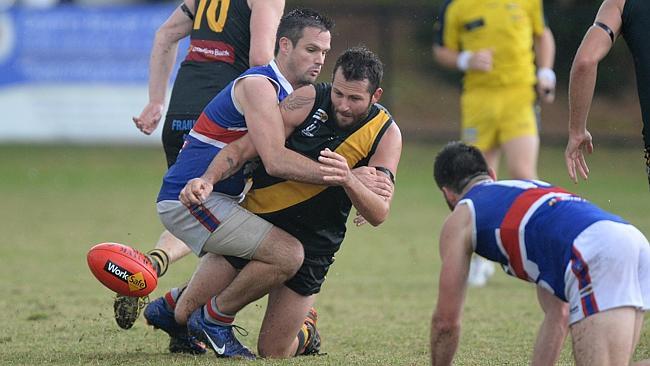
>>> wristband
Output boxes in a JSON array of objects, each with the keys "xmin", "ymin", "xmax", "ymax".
[
  {"xmin": 374, "ymin": 166, "xmax": 395, "ymax": 184},
  {"xmin": 456, "ymin": 51, "xmax": 473, "ymax": 71},
  {"xmin": 537, "ymin": 67, "xmax": 556, "ymax": 85}
]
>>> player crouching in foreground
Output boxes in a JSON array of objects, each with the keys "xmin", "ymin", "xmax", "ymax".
[
  {"xmin": 430, "ymin": 141, "xmax": 650, "ymax": 366},
  {"xmin": 144, "ymin": 47, "xmax": 401, "ymax": 359},
  {"xmin": 152, "ymin": 47, "xmax": 400, "ymax": 359}
]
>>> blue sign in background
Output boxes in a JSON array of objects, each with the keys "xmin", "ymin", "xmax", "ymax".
[{"xmin": 0, "ymin": 4, "xmax": 189, "ymax": 86}]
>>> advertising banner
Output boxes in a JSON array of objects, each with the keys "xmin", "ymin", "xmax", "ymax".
[{"xmin": 0, "ymin": 4, "xmax": 188, "ymax": 143}]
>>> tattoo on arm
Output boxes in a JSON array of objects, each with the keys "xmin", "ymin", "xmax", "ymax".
[
  {"xmin": 219, "ymin": 157, "xmax": 242, "ymax": 181},
  {"xmin": 280, "ymin": 94, "xmax": 314, "ymax": 112}
]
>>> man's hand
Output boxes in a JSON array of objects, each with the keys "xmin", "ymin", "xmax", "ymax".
[
  {"xmin": 353, "ymin": 166, "xmax": 393, "ymax": 200},
  {"xmin": 318, "ymin": 148, "xmax": 352, "ymax": 186},
  {"xmin": 351, "ymin": 166, "xmax": 394, "ymax": 227},
  {"xmin": 468, "ymin": 49, "xmax": 493, "ymax": 72},
  {"xmin": 179, "ymin": 178, "xmax": 213, "ymax": 206},
  {"xmin": 133, "ymin": 102, "xmax": 164, "ymax": 135},
  {"xmin": 352, "ymin": 212, "xmax": 368, "ymax": 226},
  {"xmin": 536, "ymin": 68, "xmax": 556, "ymax": 103},
  {"xmin": 565, "ymin": 130, "xmax": 593, "ymax": 183}
]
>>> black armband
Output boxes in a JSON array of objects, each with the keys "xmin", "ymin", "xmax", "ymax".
[
  {"xmin": 373, "ymin": 166, "xmax": 395, "ymax": 184},
  {"xmin": 180, "ymin": 3, "xmax": 194, "ymax": 21},
  {"xmin": 594, "ymin": 21, "xmax": 615, "ymax": 43}
]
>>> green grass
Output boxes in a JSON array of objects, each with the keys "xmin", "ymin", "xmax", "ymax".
[{"xmin": 0, "ymin": 143, "xmax": 648, "ymax": 365}]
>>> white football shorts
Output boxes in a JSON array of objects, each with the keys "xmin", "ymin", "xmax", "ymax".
[{"xmin": 565, "ymin": 220, "xmax": 650, "ymax": 324}]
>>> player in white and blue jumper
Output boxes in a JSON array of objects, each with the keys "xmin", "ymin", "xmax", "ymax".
[
  {"xmin": 146, "ymin": 9, "xmax": 334, "ymax": 359},
  {"xmin": 157, "ymin": 59, "xmax": 294, "ymax": 205},
  {"xmin": 430, "ymin": 141, "xmax": 650, "ymax": 366}
]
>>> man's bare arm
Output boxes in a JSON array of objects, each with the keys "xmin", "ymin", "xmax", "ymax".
[
  {"xmin": 189, "ymin": 85, "xmax": 317, "ymax": 184},
  {"xmin": 565, "ymin": 0, "xmax": 624, "ymax": 183},
  {"xmin": 236, "ymin": 78, "xmax": 332, "ymax": 184},
  {"xmin": 531, "ymin": 286, "xmax": 569, "ymax": 366},
  {"xmin": 178, "ymin": 136, "xmax": 257, "ymax": 206},
  {"xmin": 319, "ymin": 123, "xmax": 402, "ymax": 226},
  {"xmin": 279, "ymin": 87, "xmax": 317, "ymax": 136},
  {"xmin": 179, "ymin": 85, "xmax": 319, "ymax": 206},
  {"xmin": 534, "ymin": 27, "xmax": 557, "ymax": 103},
  {"xmin": 133, "ymin": 1, "xmax": 195, "ymax": 135},
  {"xmin": 248, "ymin": 0, "xmax": 284, "ymax": 66},
  {"xmin": 534, "ymin": 27, "xmax": 556, "ymax": 70},
  {"xmin": 433, "ymin": 45, "xmax": 493, "ymax": 72},
  {"xmin": 431, "ymin": 206, "xmax": 473, "ymax": 366}
]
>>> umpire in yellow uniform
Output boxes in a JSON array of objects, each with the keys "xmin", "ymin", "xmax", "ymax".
[{"xmin": 433, "ymin": 0, "xmax": 555, "ymax": 180}]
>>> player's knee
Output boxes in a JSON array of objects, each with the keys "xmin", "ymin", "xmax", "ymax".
[
  {"xmin": 286, "ymin": 237, "xmax": 304, "ymax": 273},
  {"xmin": 289, "ymin": 235, "xmax": 304, "ymax": 259},
  {"xmin": 257, "ymin": 229, "xmax": 304, "ymax": 279},
  {"xmin": 558, "ymin": 302, "xmax": 570, "ymax": 324},
  {"xmin": 257, "ymin": 339, "xmax": 293, "ymax": 359},
  {"xmin": 553, "ymin": 303, "xmax": 570, "ymax": 337},
  {"xmin": 270, "ymin": 230, "xmax": 304, "ymax": 273},
  {"xmin": 276, "ymin": 237, "xmax": 303, "ymax": 279}
]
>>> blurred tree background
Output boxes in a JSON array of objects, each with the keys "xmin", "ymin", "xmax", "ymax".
[
  {"xmin": 288, "ymin": 0, "xmax": 642, "ymax": 146},
  {"xmin": 4, "ymin": 0, "xmax": 640, "ymax": 146}
]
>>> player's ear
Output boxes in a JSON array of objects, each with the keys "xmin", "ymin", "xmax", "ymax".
[
  {"xmin": 441, "ymin": 186, "xmax": 451, "ymax": 199},
  {"xmin": 441, "ymin": 186, "xmax": 458, "ymax": 209},
  {"xmin": 371, "ymin": 87, "xmax": 383, "ymax": 104},
  {"xmin": 277, "ymin": 37, "xmax": 292, "ymax": 55}
]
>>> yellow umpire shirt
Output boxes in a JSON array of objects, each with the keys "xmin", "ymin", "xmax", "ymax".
[
  {"xmin": 438, "ymin": 0, "xmax": 545, "ymax": 89},
  {"xmin": 437, "ymin": 0, "xmax": 546, "ymax": 149}
]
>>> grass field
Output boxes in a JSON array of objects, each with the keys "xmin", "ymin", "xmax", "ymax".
[{"xmin": 1, "ymin": 142, "xmax": 649, "ymax": 365}]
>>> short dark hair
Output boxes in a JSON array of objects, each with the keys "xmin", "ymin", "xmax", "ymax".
[
  {"xmin": 275, "ymin": 8, "xmax": 334, "ymax": 54},
  {"xmin": 333, "ymin": 46, "xmax": 383, "ymax": 93},
  {"xmin": 433, "ymin": 141, "xmax": 489, "ymax": 193}
]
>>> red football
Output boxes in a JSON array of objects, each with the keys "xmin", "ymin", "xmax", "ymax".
[{"xmin": 87, "ymin": 242, "xmax": 157, "ymax": 297}]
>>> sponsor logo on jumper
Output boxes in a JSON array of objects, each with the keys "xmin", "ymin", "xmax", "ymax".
[
  {"xmin": 193, "ymin": 47, "xmax": 230, "ymax": 57},
  {"xmin": 313, "ymin": 109, "xmax": 328, "ymax": 122},
  {"xmin": 172, "ymin": 119, "xmax": 196, "ymax": 131},
  {"xmin": 186, "ymin": 40, "xmax": 235, "ymax": 63},
  {"xmin": 301, "ymin": 122, "xmax": 319, "ymax": 137},
  {"xmin": 301, "ymin": 109, "xmax": 327, "ymax": 137},
  {"xmin": 547, "ymin": 195, "xmax": 587, "ymax": 206}
]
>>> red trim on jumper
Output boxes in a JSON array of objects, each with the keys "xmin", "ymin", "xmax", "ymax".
[
  {"xmin": 499, "ymin": 187, "xmax": 569, "ymax": 280},
  {"xmin": 193, "ymin": 113, "xmax": 247, "ymax": 143}
]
